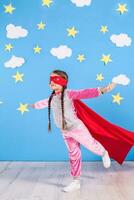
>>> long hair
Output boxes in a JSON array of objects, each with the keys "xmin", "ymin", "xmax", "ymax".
[{"xmin": 48, "ymin": 70, "xmax": 68, "ymax": 132}]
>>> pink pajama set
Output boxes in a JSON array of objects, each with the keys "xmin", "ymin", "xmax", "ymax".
[{"xmin": 34, "ymin": 88, "xmax": 106, "ymax": 178}]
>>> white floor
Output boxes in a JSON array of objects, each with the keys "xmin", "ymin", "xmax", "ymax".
[{"xmin": 0, "ymin": 161, "xmax": 134, "ymax": 200}]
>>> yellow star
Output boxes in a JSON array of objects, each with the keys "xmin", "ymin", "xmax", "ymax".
[
  {"xmin": 4, "ymin": 3, "xmax": 15, "ymax": 14},
  {"xmin": 116, "ymin": 4, "xmax": 128, "ymax": 14},
  {"xmin": 37, "ymin": 21, "xmax": 46, "ymax": 30},
  {"xmin": 77, "ymin": 54, "xmax": 85, "ymax": 62},
  {"xmin": 17, "ymin": 103, "xmax": 29, "ymax": 115},
  {"xmin": 101, "ymin": 54, "xmax": 112, "ymax": 65},
  {"xmin": 42, "ymin": 0, "xmax": 53, "ymax": 7},
  {"xmin": 5, "ymin": 43, "xmax": 13, "ymax": 52},
  {"xmin": 112, "ymin": 93, "xmax": 123, "ymax": 105},
  {"xmin": 67, "ymin": 27, "xmax": 78, "ymax": 38},
  {"xmin": 33, "ymin": 45, "xmax": 42, "ymax": 54},
  {"xmin": 96, "ymin": 73, "xmax": 104, "ymax": 81},
  {"xmin": 12, "ymin": 71, "xmax": 24, "ymax": 83},
  {"xmin": 100, "ymin": 26, "xmax": 108, "ymax": 34}
]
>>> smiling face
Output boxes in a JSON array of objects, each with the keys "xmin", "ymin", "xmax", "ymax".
[{"xmin": 49, "ymin": 73, "xmax": 63, "ymax": 92}]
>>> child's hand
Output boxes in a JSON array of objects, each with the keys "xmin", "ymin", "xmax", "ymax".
[
  {"xmin": 106, "ymin": 82, "xmax": 117, "ymax": 92},
  {"xmin": 100, "ymin": 82, "xmax": 117, "ymax": 94},
  {"xmin": 28, "ymin": 104, "xmax": 35, "ymax": 108}
]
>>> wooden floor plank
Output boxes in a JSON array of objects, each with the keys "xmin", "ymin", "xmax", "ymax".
[{"xmin": 0, "ymin": 161, "xmax": 133, "ymax": 200}]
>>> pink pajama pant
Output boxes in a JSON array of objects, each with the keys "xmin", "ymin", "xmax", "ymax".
[{"xmin": 61, "ymin": 121, "xmax": 106, "ymax": 178}]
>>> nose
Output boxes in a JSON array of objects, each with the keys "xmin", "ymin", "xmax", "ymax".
[{"xmin": 50, "ymin": 81, "xmax": 55, "ymax": 85}]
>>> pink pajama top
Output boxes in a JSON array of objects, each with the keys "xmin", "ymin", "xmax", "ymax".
[{"xmin": 34, "ymin": 88, "xmax": 102, "ymax": 131}]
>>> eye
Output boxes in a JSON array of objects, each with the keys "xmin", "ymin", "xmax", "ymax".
[{"xmin": 54, "ymin": 77, "xmax": 59, "ymax": 80}]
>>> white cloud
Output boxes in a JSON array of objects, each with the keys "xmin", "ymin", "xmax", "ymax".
[
  {"xmin": 6, "ymin": 24, "xmax": 28, "ymax": 39},
  {"xmin": 70, "ymin": 0, "xmax": 92, "ymax": 7},
  {"xmin": 50, "ymin": 45, "xmax": 72, "ymax": 59},
  {"xmin": 4, "ymin": 55, "xmax": 25, "ymax": 68},
  {"xmin": 112, "ymin": 74, "xmax": 130, "ymax": 85},
  {"xmin": 110, "ymin": 34, "xmax": 132, "ymax": 47}
]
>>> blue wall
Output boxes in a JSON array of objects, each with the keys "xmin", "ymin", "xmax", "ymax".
[{"xmin": 0, "ymin": 0, "xmax": 134, "ymax": 161}]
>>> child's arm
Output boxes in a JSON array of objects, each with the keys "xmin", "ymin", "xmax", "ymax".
[
  {"xmin": 67, "ymin": 82, "xmax": 116, "ymax": 99},
  {"xmin": 67, "ymin": 87, "xmax": 102, "ymax": 99},
  {"xmin": 28, "ymin": 98, "xmax": 49, "ymax": 109},
  {"xmin": 99, "ymin": 82, "xmax": 117, "ymax": 94}
]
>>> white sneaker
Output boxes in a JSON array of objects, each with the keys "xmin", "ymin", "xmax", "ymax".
[
  {"xmin": 102, "ymin": 150, "xmax": 111, "ymax": 168},
  {"xmin": 62, "ymin": 179, "xmax": 80, "ymax": 192}
]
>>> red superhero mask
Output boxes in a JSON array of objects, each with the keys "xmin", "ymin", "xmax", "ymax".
[{"xmin": 50, "ymin": 75, "xmax": 68, "ymax": 86}]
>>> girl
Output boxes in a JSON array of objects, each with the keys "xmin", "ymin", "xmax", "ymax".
[{"xmin": 29, "ymin": 70, "xmax": 134, "ymax": 192}]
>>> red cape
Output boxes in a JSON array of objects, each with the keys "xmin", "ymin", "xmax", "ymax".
[{"xmin": 73, "ymin": 99, "xmax": 134, "ymax": 164}]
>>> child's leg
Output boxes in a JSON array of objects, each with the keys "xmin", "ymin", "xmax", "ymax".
[
  {"xmin": 62, "ymin": 122, "xmax": 106, "ymax": 157},
  {"xmin": 62, "ymin": 135, "xmax": 82, "ymax": 178}
]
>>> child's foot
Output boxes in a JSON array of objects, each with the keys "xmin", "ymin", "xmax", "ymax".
[
  {"xmin": 62, "ymin": 179, "xmax": 80, "ymax": 192},
  {"xmin": 102, "ymin": 150, "xmax": 111, "ymax": 168}
]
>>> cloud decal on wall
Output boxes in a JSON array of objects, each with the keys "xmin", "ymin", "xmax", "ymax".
[
  {"xmin": 112, "ymin": 74, "xmax": 130, "ymax": 85},
  {"xmin": 50, "ymin": 45, "xmax": 72, "ymax": 59},
  {"xmin": 4, "ymin": 55, "xmax": 25, "ymax": 68},
  {"xmin": 6, "ymin": 24, "xmax": 28, "ymax": 39},
  {"xmin": 110, "ymin": 33, "xmax": 132, "ymax": 47},
  {"xmin": 70, "ymin": 0, "xmax": 92, "ymax": 7}
]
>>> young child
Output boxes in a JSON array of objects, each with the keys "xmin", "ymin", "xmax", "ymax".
[{"xmin": 29, "ymin": 70, "xmax": 134, "ymax": 192}]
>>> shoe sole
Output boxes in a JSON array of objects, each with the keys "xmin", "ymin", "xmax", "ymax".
[{"xmin": 62, "ymin": 187, "xmax": 80, "ymax": 192}]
